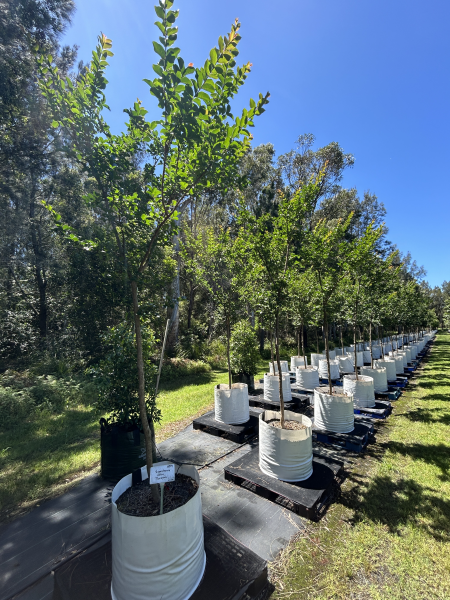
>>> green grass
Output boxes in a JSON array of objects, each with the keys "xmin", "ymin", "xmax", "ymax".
[
  {"xmin": 0, "ymin": 357, "xmax": 272, "ymax": 519},
  {"xmin": 271, "ymin": 333, "xmax": 450, "ymax": 599}
]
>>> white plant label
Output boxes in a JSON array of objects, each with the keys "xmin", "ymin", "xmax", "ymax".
[{"xmin": 150, "ymin": 463, "xmax": 175, "ymax": 485}]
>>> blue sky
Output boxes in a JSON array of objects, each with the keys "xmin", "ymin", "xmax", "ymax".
[{"xmin": 62, "ymin": 0, "xmax": 450, "ymax": 288}]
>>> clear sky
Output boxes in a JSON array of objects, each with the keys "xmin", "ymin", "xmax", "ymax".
[{"xmin": 61, "ymin": 0, "xmax": 450, "ymax": 288}]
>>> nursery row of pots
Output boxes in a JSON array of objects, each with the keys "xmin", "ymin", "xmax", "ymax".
[{"xmin": 105, "ymin": 330, "xmax": 435, "ymax": 600}]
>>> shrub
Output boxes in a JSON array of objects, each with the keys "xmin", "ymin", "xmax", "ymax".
[
  {"xmin": 90, "ymin": 322, "xmax": 160, "ymax": 428},
  {"xmin": 203, "ymin": 338, "xmax": 227, "ymax": 369},
  {"xmin": 159, "ymin": 358, "xmax": 211, "ymax": 381},
  {"xmin": 0, "ymin": 387, "xmax": 35, "ymax": 429},
  {"xmin": 230, "ymin": 321, "xmax": 259, "ymax": 376}
]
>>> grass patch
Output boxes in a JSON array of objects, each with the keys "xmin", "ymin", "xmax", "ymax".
[{"xmin": 271, "ymin": 333, "xmax": 450, "ymax": 599}]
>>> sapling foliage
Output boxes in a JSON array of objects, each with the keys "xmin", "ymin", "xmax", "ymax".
[{"xmin": 35, "ymin": 0, "xmax": 269, "ymax": 492}]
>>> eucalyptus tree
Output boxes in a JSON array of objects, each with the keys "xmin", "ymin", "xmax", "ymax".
[
  {"xmin": 342, "ymin": 223, "xmax": 383, "ymax": 377},
  {"xmin": 236, "ymin": 181, "xmax": 320, "ymax": 427},
  {"xmin": 36, "ymin": 0, "xmax": 269, "ymax": 489},
  {"xmin": 303, "ymin": 217, "xmax": 351, "ymax": 394}
]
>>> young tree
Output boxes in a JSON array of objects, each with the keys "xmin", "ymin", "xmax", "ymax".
[
  {"xmin": 288, "ymin": 270, "xmax": 316, "ymax": 367},
  {"xmin": 236, "ymin": 180, "xmax": 320, "ymax": 427},
  {"xmin": 304, "ymin": 217, "xmax": 351, "ymax": 394},
  {"xmin": 36, "ymin": 0, "xmax": 269, "ymax": 494}
]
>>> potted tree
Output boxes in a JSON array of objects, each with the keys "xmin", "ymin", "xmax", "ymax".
[
  {"xmin": 36, "ymin": 1, "xmax": 269, "ymax": 597},
  {"xmin": 230, "ymin": 319, "xmax": 260, "ymax": 393},
  {"xmin": 94, "ymin": 323, "xmax": 159, "ymax": 482}
]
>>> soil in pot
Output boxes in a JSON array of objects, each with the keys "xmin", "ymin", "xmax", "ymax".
[
  {"xmin": 266, "ymin": 419, "xmax": 307, "ymax": 430},
  {"xmin": 116, "ymin": 473, "xmax": 198, "ymax": 517}
]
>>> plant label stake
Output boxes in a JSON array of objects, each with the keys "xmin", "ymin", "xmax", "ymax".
[{"xmin": 150, "ymin": 463, "xmax": 175, "ymax": 515}]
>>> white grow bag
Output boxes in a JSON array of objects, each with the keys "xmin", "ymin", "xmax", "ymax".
[
  {"xmin": 264, "ymin": 373, "xmax": 292, "ymax": 403},
  {"xmin": 338, "ymin": 355, "xmax": 354, "ymax": 374},
  {"xmin": 111, "ymin": 462, "xmax": 205, "ymax": 600},
  {"xmin": 363, "ymin": 350, "xmax": 372, "ymax": 364},
  {"xmin": 328, "ymin": 350, "xmax": 336, "ymax": 360},
  {"xmin": 310, "ymin": 353, "xmax": 326, "ymax": 368},
  {"xmin": 314, "ymin": 388, "xmax": 354, "ymax": 433},
  {"xmin": 269, "ymin": 360, "xmax": 289, "ymax": 374},
  {"xmin": 318, "ymin": 359, "xmax": 340, "ymax": 380},
  {"xmin": 393, "ymin": 350, "xmax": 408, "ymax": 368},
  {"xmin": 374, "ymin": 359, "xmax": 397, "ymax": 382},
  {"xmin": 388, "ymin": 354, "xmax": 405, "ymax": 375},
  {"xmin": 403, "ymin": 347, "xmax": 412, "ymax": 364},
  {"xmin": 259, "ymin": 410, "xmax": 313, "ymax": 482},
  {"xmin": 410, "ymin": 344, "xmax": 420, "ymax": 359},
  {"xmin": 214, "ymin": 383, "xmax": 249, "ymax": 425},
  {"xmin": 371, "ymin": 345, "xmax": 382, "ymax": 359},
  {"xmin": 290, "ymin": 356, "xmax": 307, "ymax": 370},
  {"xmin": 296, "ymin": 366, "xmax": 320, "ymax": 389},
  {"xmin": 343, "ymin": 374, "xmax": 375, "ymax": 408},
  {"xmin": 361, "ymin": 366, "xmax": 388, "ymax": 392}
]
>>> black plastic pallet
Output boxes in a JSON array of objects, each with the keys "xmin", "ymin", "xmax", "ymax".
[
  {"xmin": 193, "ymin": 410, "xmax": 260, "ymax": 443},
  {"xmin": 354, "ymin": 415, "xmax": 375, "ymax": 435},
  {"xmin": 248, "ymin": 393, "xmax": 310, "ymax": 412},
  {"xmin": 354, "ymin": 400, "xmax": 392, "ymax": 419},
  {"xmin": 375, "ymin": 388, "xmax": 401, "ymax": 401},
  {"xmin": 314, "ymin": 422, "xmax": 370, "ymax": 453},
  {"xmin": 52, "ymin": 516, "xmax": 271, "ymax": 600},
  {"xmin": 224, "ymin": 446, "xmax": 344, "ymax": 521}
]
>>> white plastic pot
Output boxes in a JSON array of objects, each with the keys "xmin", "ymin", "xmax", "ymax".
[
  {"xmin": 264, "ymin": 372, "xmax": 292, "ymax": 403},
  {"xmin": 328, "ymin": 350, "xmax": 336, "ymax": 360},
  {"xmin": 361, "ymin": 366, "xmax": 388, "ymax": 392},
  {"xmin": 296, "ymin": 365, "xmax": 320, "ymax": 389},
  {"xmin": 408, "ymin": 345, "xmax": 418, "ymax": 360},
  {"xmin": 343, "ymin": 374, "xmax": 375, "ymax": 408},
  {"xmin": 389, "ymin": 354, "xmax": 405, "ymax": 375},
  {"xmin": 383, "ymin": 343, "xmax": 392, "ymax": 354},
  {"xmin": 290, "ymin": 356, "xmax": 307, "ymax": 370},
  {"xmin": 214, "ymin": 383, "xmax": 249, "ymax": 425},
  {"xmin": 338, "ymin": 355, "xmax": 354, "ymax": 374},
  {"xmin": 269, "ymin": 360, "xmax": 289, "ymax": 374},
  {"xmin": 374, "ymin": 359, "xmax": 397, "ymax": 382},
  {"xmin": 335, "ymin": 348, "xmax": 344, "ymax": 356},
  {"xmin": 259, "ymin": 410, "xmax": 313, "ymax": 482},
  {"xmin": 363, "ymin": 350, "xmax": 372, "ymax": 364},
  {"xmin": 310, "ymin": 353, "xmax": 326, "ymax": 368},
  {"xmin": 314, "ymin": 388, "xmax": 354, "ymax": 433},
  {"xmin": 318, "ymin": 358, "xmax": 340, "ymax": 380},
  {"xmin": 111, "ymin": 462, "xmax": 205, "ymax": 600}
]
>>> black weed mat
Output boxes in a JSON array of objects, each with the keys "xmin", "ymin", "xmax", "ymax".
[{"xmin": 53, "ymin": 515, "xmax": 271, "ymax": 600}]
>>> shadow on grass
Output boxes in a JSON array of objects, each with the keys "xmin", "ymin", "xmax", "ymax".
[
  {"xmin": 0, "ymin": 406, "xmax": 100, "ymax": 512},
  {"xmin": 158, "ymin": 369, "xmax": 225, "ymax": 393},
  {"xmin": 343, "ymin": 472, "xmax": 450, "ymax": 542},
  {"xmin": 398, "ymin": 407, "xmax": 450, "ymax": 426}
]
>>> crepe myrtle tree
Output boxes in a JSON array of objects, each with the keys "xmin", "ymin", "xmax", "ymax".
[
  {"xmin": 235, "ymin": 179, "xmax": 320, "ymax": 428},
  {"xmin": 342, "ymin": 223, "xmax": 383, "ymax": 378},
  {"xmin": 196, "ymin": 227, "xmax": 239, "ymax": 390},
  {"xmin": 304, "ymin": 216, "xmax": 352, "ymax": 395},
  {"xmin": 35, "ymin": 0, "xmax": 269, "ymax": 496},
  {"xmin": 288, "ymin": 269, "xmax": 316, "ymax": 368}
]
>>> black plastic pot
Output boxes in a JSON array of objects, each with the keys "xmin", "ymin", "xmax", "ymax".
[
  {"xmin": 232, "ymin": 372, "xmax": 255, "ymax": 393},
  {"xmin": 100, "ymin": 419, "xmax": 156, "ymax": 482}
]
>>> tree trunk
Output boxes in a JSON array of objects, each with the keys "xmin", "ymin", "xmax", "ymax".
[
  {"xmin": 131, "ymin": 281, "xmax": 160, "ymax": 503},
  {"xmin": 323, "ymin": 306, "xmax": 333, "ymax": 395},
  {"xmin": 29, "ymin": 184, "xmax": 47, "ymax": 338},
  {"xmin": 259, "ymin": 328, "xmax": 265, "ymax": 355},
  {"xmin": 301, "ymin": 321, "xmax": 306, "ymax": 368},
  {"xmin": 187, "ymin": 284, "xmax": 195, "ymax": 330},
  {"xmin": 275, "ymin": 313, "xmax": 285, "ymax": 428},
  {"xmin": 353, "ymin": 298, "xmax": 359, "ymax": 380},
  {"xmin": 297, "ymin": 328, "xmax": 300, "ymax": 356},
  {"xmin": 270, "ymin": 329, "xmax": 275, "ymax": 374},
  {"xmin": 316, "ymin": 328, "xmax": 319, "ymax": 353},
  {"xmin": 369, "ymin": 321, "xmax": 373, "ymax": 368},
  {"xmin": 341, "ymin": 324, "xmax": 344, "ymax": 355},
  {"xmin": 226, "ymin": 314, "xmax": 232, "ymax": 389}
]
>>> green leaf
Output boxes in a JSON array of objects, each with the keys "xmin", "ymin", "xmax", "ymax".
[
  {"xmin": 154, "ymin": 5, "xmax": 165, "ymax": 19},
  {"xmin": 209, "ymin": 48, "xmax": 217, "ymax": 63},
  {"xmin": 51, "ymin": 120, "xmax": 59, "ymax": 128},
  {"xmin": 218, "ymin": 37, "xmax": 224, "ymax": 53},
  {"xmin": 153, "ymin": 41, "xmax": 165, "ymax": 59}
]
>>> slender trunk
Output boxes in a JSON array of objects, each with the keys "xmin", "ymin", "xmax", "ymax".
[
  {"xmin": 301, "ymin": 321, "xmax": 306, "ymax": 368},
  {"xmin": 316, "ymin": 328, "xmax": 319, "ymax": 353},
  {"xmin": 297, "ymin": 328, "xmax": 300, "ymax": 356},
  {"xmin": 341, "ymin": 324, "xmax": 344, "ymax": 355},
  {"xmin": 226, "ymin": 314, "xmax": 232, "ymax": 389},
  {"xmin": 323, "ymin": 306, "xmax": 332, "ymax": 395},
  {"xmin": 275, "ymin": 313, "xmax": 285, "ymax": 428},
  {"xmin": 369, "ymin": 321, "xmax": 373, "ymax": 368},
  {"xmin": 259, "ymin": 328, "xmax": 265, "ymax": 355},
  {"xmin": 131, "ymin": 281, "xmax": 159, "ymax": 503},
  {"xmin": 270, "ymin": 330, "xmax": 275, "ymax": 374},
  {"xmin": 30, "ymin": 184, "xmax": 47, "ymax": 338}
]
